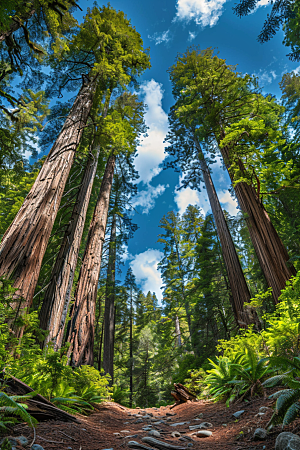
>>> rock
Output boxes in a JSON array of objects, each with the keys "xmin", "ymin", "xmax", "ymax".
[
  {"xmin": 187, "ymin": 444, "xmax": 193, "ymax": 448},
  {"xmin": 142, "ymin": 426, "xmax": 153, "ymax": 431},
  {"xmin": 120, "ymin": 430, "xmax": 131, "ymax": 433},
  {"xmin": 170, "ymin": 422, "xmax": 189, "ymax": 427},
  {"xmin": 32, "ymin": 445, "xmax": 45, "ymax": 450},
  {"xmin": 16, "ymin": 436, "xmax": 28, "ymax": 447},
  {"xmin": 232, "ymin": 410, "xmax": 245, "ymax": 419},
  {"xmin": 195, "ymin": 413, "xmax": 203, "ymax": 419},
  {"xmin": 142, "ymin": 436, "xmax": 186, "ymax": 449},
  {"xmin": 189, "ymin": 422, "xmax": 212, "ymax": 431},
  {"xmin": 148, "ymin": 430, "xmax": 161, "ymax": 437},
  {"xmin": 124, "ymin": 421, "xmax": 130, "ymax": 424},
  {"xmin": 134, "ymin": 419, "xmax": 144, "ymax": 424},
  {"xmin": 127, "ymin": 441, "xmax": 154, "ymax": 450},
  {"xmin": 180, "ymin": 436, "xmax": 193, "ymax": 441},
  {"xmin": 171, "ymin": 432, "xmax": 181, "ymax": 438},
  {"xmin": 166, "ymin": 412, "xmax": 176, "ymax": 416},
  {"xmin": 253, "ymin": 428, "xmax": 267, "ymax": 441},
  {"xmin": 152, "ymin": 420, "xmax": 166, "ymax": 425},
  {"xmin": 222, "ymin": 424, "xmax": 227, "ymax": 427},
  {"xmin": 194, "ymin": 430, "xmax": 212, "ymax": 438},
  {"xmin": 113, "ymin": 432, "xmax": 121, "ymax": 437},
  {"xmin": 143, "ymin": 415, "xmax": 152, "ymax": 419},
  {"xmin": 101, "ymin": 449, "xmax": 114, "ymax": 450},
  {"xmin": 275, "ymin": 432, "xmax": 300, "ymax": 450},
  {"xmin": 259, "ymin": 407, "xmax": 271, "ymax": 414},
  {"xmin": 124, "ymin": 435, "xmax": 139, "ymax": 439}
]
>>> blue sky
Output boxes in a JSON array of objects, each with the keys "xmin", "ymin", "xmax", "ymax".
[{"xmin": 73, "ymin": 0, "xmax": 300, "ymax": 300}]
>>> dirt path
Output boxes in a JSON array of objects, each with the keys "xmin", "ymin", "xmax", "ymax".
[{"xmin": 10, "ymin": 396, "xmax": 299, "ymax": 450}]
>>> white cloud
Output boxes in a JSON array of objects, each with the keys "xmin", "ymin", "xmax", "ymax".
[
  {"xmin": 188, "ymin": 31, "xmax": 197, "ymax": 41},
  {"xmin": 132, "ymin": 183, "xmax": 169, "ymax": 214},
  {"xmin": 130, "ymin": 249, "xmax": 164, "ymax": 301},
  {"xmin": 218, "ymin": 190, "xmax": 239, "ymax": 215},
  {"xmin": 148, "ymin": 29, "xmax": 171, "ymax": 45},
  {"xmin": 174, "ymin": 0, "xmax": 227, "ymax": 27},
  {"xmin": 174, "ymin": 181, "xmax": 209, "ymax": 216},
  {"xmin": 135, "ymin": 80, "xmax": 169, "ymax": 183},
  {"xmin": 254, "ymin": 69, "xmax": 277, "ymax": 86}
]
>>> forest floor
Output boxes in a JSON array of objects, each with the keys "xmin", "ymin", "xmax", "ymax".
[{"xmin": 10, "ymin": 395, "xmax": 298, "ymax": 450}]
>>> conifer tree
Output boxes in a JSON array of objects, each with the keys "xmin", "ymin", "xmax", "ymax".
[
  {"xmin": 168, "ymin": 48, "xmax": 295, "ymax": 303},
  {"xmin": 0, "ymin": 5, "xmax": 150, "ymax": 329}
]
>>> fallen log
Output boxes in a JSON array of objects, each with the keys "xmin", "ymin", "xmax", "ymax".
[
  {"xmin": 142, "ymin": 437, "xmax": 186, "ymax": 450},
  {"xmin": 170, "ymin": 383, "xmax": 197, "ymax": 408},
  {"xmin": 4, "ymin": 375, "xmax": 79, "ymax": 423}
]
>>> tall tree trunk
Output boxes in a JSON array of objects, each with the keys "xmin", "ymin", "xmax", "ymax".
[
  {"xmin": 219, "ymin": 136, "xmax": 296, "ymax": 303},
  {"xmin": 39, "ymin": 145, "xmax": 101, "ymax": 349},
  {"xmin": 129, "ymin": 287, "xmax": 133, "ymax": 408},
  {"xmin": 98, "ymin": 321, "xmax": 104, "ymax": 371},
  {"xmin": 66, "ymin": 154, "xmax": 115, "ymax": 366},
  {"xmin": 103, "ymin": 212, "xmax": 117, "ymax": 384},
  {"xmin": 175, "ymin": 315, "xmax": 182, "ymax": 347},
  {"xmin": 0, "ymin": 77, "xmax": 98, "ymax": 331},
  {"xmin": 194, "ymin": 137, "xmax": 251, "ymax": 324}
]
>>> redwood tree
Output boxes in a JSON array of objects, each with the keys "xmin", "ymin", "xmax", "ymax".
[
  {"xmin": 168, "ymin": 48, "xmax": 296, "ymax": 303},
  {"xmin": 0, "ymin": 5, "xmax": 150, "ymax": 326}
]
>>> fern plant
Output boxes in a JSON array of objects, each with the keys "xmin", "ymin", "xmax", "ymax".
[
  {"xmin": 0, "ymin": 391, "xmax": 37, "ymax": 434},
  {"xmin": 263, "ymin": 355, "xmax": 300, "ymax": 427}
]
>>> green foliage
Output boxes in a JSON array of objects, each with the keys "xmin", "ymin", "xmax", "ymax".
[{"xmin": 0, "ymin": 391, "xmax": 37, "ymax": 434}]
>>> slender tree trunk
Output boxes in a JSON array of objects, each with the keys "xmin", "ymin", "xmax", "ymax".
[
  {"xmin": 219, "ymin": 136, "xmax": 296, "ymax": 303},
  {"xmin": 194, "ymin": 137, "xmax": 251, "ymax": 323},
  {"xmin": 39, "ymin": 145, "xmax": 101, "ymax": 349},
  {"xmin": 175, "ymin": 315, "xmax": 182, "ymax": 347},
  {"xmin": 129, "ymin": 287, "xmax": 133, "ymax": 408},
  {"xmin": 66, "ymin": 154, "xmax": 116, "ymax": 367},
  {"xmin": 103, "ymin": 212, "xmax": 117, "ymax": 384},
  {"xmin": 0, "ymin": 77, "xmax": 98, "ymax": 330},
  {"xmin": 98, "ymin": 321, "xmax": 104, "ymax": 371}
]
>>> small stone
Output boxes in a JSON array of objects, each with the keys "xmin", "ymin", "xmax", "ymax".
[
  {"xmin": 101, "ymin": 448, "xmax": 113, "ymax": 450},
  {"xmin": 124, "ymin": 421, "xmax": 130, "ymax": 424},
  {"xmin": 142, "ymin": 415, "xmax": 151, "ymax": 419},
  {"xmin": 171, "ymin": 431, "xmax": 181, "ymax": 438},
  {"xmin": 232, "ymin": 410, "xmax": 245, "ymax": 419},
  {"xmin": 113, "ymin": 432, "xmax": 121, "ymax": 436},
  {"xmin": 124, "ymin": 435, "xmax": 138, "ymax": 439},
  {"xmin": 166, "ymin": 412, "xmax": 176, "ymax": 416},
  {"xmin": 67, "ymin": 447, "xmax": 72, "ymax": 449},
  {"xmin": 253, "ymin": 428, "xmax": 267, "ymax": 441},
  {"xmin": 170, "ymin": 422, "xmax": 189, "ymax": 427},
  {"xmin": 16, "ymin": 436, "xmax": 28, "ymax": 447},
  {"xmin": 31, "ymin": 445, "xmax": 45, "ymax": 450},
  {"xmin": 142, "ymin": 426, "xmax": 153, "ymax": 431},
  {"xmin": 222, "ymin": 424, "xmax": 227, "ymax": 427},
  {"xmin": 182, "ymin": 436, "xmax": 193, "ymax": 441},
  {"xmin": 195, "ymin": 430, "xmax": 212, "ymax": 438},
  {"xmin": 148, "ymin": 430, "xmax": 160, "ymax": 437},
  {"xmin": 120, "ymin": 430, "xmax": 131, "ymax": 433},
  {"xmin": 187, "ymin": 444, "xmax": 193, "ymax": 447},
  {"xmin": 134, "ymin": 419, "xmax": 143, "ymax": 424},
  {"xmin": 259, "ymin": 406, "xmax": 271, "ymax": 414},
  {"xmin": 200, "ymin": 422, "xmax": 212, "ymax": 429},
  {"xmin": 196, "ymin": 413, "xmax": 203, "ymax": 419},
  {"xmin": 275, "ymin": 432, "xmax": 300, "ymax": 450}
]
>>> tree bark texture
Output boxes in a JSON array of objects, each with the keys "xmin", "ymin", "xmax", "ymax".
[
  {"xmin": 66, "ymin": 154, "xmax": 116, "ymax": 367},
  {"xmin": 39, "ymin": 145, "xmax": 101, "ymax": 350},
  {"xmin": 129, "ymin": 287, "xmax": 133, "ymax": 407},
  {"xmin": 0, "ymin": 77, "xmax": 98, "ymax": 323},
  {"xmin": 103, "ymin": 212, "xmax": 117, "ymax": 384},
  {"xmin": 220, "ymin": 139, "xmax": 296, "ymax": 303},
  {"xmin": 194, "ymin": 138, "xmax": 251, "ymax": 323}
]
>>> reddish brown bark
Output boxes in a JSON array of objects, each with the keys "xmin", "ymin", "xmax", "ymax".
[
  {"xmin": 66, "ymin": 154, "xmax": 116, "ymax": 367},
  {"xmin": 0, "ymin": 77, "xmax": 98, "ymax": 329},
  {"xmin": 102, "ymin": 212, "xmax": 117, "ymax": 384},
  {"xmin": 220, "ymin": 140, "xmax": 296, "ymax": 303},
  {"xmin": 194, "ymin": 138, "xmax": 251, "ymax": 324},
  {"xmin": 39, "ymin": 145, "xmax": 101, "ymax": 350}
]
